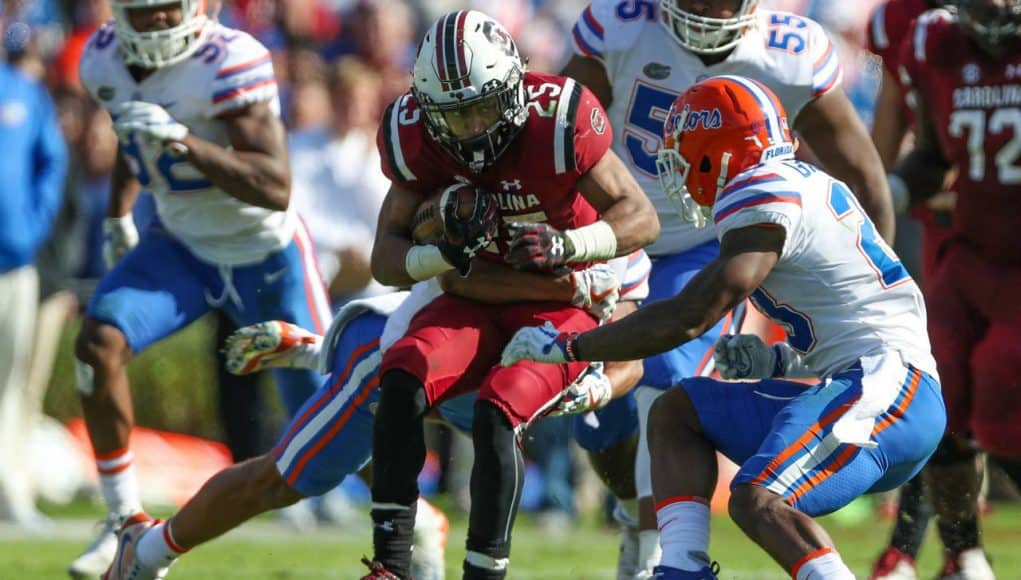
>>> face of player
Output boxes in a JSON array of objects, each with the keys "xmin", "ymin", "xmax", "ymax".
[
  {"xmin": 442, "ymin": 96, "xmax": 503, "ymax": 140},
  {"xmin": 126, "ymin": 2, "xmax": 183, "ymax": 33},
  {"xmin": 673, "ymin": 0, "xmax": 743, "ymax": 22},
  {"xmin": 960, "ymin": 0, "xmax": 1021, "ymax": 55}
]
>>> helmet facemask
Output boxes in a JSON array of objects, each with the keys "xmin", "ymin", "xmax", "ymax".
[
  {"xmin": 658, "ymin": 0, "xmax": 760, "ymax": 55},
  {"xmin": 956, "ymin": 0, "xmax": 1021, "ymax": 55},
  {"xmin": 112, "ymin": 0, "xmax": 209, "ymax": 68},
  {"xmin": 414, "ymin": 66, "xmax": 526, "ymax": 173}
]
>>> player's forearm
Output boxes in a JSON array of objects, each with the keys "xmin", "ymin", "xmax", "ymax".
[
  {"xmin": 177, "ymin": 134, "xmax": 290, "ymax": 210},
  {"xmin": 870, "ymin": 71, "xmax": 910, "ymax": 170},
  {"xmin": 108, "ymin": 154, "xmax": 142, "ymax": 218},
  {"xmin": 370, "ymin": 232, "xmax": 422, "ymax": 288},
  {"xmin": 438, "ymin": 260, "xmax": 572, "ymax": 304},
  {"xmin": 600, "ymin": 196, "xmax": 661, "ymax": 255}
]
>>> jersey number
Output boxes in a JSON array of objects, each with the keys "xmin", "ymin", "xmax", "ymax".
[
  {"xmin": 750, "ymin": 288, "xmax": 816, "ymax": 353},
  {"xmin": 828, "ymin": 181, "xmax": 910, "ymax": 288},
  {"xmin": 624, "ymin": 82, "xmax": 680, "ymax": 176},
  {"xmin": 766, "ymin": 14, "xmax": 807, "ymax": 55},
  {"xmin": 616, "ymin": 0, "xmax": 656, "ymax": 21},
  {"xmin": 120, "ymin": 134, "xmax": 213, "ymax": 193},
  {"xmin": 948, "ymin": 107, "xmax": 1021, "ymax": 185}
]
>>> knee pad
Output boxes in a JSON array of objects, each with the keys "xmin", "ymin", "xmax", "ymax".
[
  {"xmin": 970, "ymin": 324, "xmax": 1021, "ymax": 456},
  {"xmin": 928, "ymin": 435, "xmax": 978, "ymax": 467}
]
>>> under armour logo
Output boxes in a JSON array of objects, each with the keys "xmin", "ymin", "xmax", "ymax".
[
  {"xmin": 375, "ymin": 521, "xmax": 395, "ymax": 533},
  {"xmin": 501, "ymin": 179, "xmax": 522, "ymax": 191},
  {"xmin": 1008, "ymin": 64, "xmax": 1021, "ymax": 80},
  {"xmin": 550, "ymin": 237, "xmax": 565, "ymax": 257}
]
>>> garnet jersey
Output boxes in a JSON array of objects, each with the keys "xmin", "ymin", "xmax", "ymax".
[
  {"xmin": 571, "ymin": 3, "xmax": 842, "ymax": 256},
  {"xmin": 866, "ymin": 0, "xmax": 930, "ymax": 75},
  {"xmin": 712, "ymin": 159, "xmax": 936, "ymax": 380},
  {"xmin": 899, "ymin": 10, "xmax": 1021, "ymax": 265},
  {"xmin": 79, "ymin": 20, "xmax": 295, "ymax": 265},
  {"xmin": 376, "ymin": 71, "xmax": 612, "ymax": 265}
]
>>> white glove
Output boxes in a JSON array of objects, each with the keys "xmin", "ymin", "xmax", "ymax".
[
  {"xmin": 549, "ymin": 362, "xmax": 612, "ymax": 416},
  {"xmin": 102, "ymin": 215, "xmax": 140, "ymax": 269},
  {"xmin": 713, "ymin": 334, "xmax": 777, "ymax": 380},
  {"xmin": 570, "ymin": 264, "xmax": 620, "ymax": 321},
  {"xmin": 223, "ymin": 321, "xmax": 321, "ymax": 375},
  {"xmin": 501, "ymin": 321, "xmax": 573, "ymax": 366},
  {"xmin": 112, "ymin": 100, "xmax": 188, "ymax": 144}
]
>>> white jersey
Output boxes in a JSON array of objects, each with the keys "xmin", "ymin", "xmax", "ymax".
[
  {"xmin": 712, "ymin": 159, "xmax": 937, "ymax": 379},
  {"xmin": 79, "ymin": 21, "xmax": 296, "ymax": 266},
  {"xmin": 572, "ymin": 4, "xmax": 843, "ymax": 256}
]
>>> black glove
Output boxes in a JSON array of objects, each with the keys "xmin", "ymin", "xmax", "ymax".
[
  {"xmin": 505, "ymin": 222, "xmax": 575, "ymax": 274},
  {"xmin": 438, "ymin": 185, "xmax": 500, "ymax": 276}
]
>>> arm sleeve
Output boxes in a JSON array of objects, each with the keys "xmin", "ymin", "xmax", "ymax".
[
  {"xmin": 210, "ymin": 34, "xmax": 278, "ymax": 116},
  {"xmin": 807, "ymin": 22, "xmax": 843, "ymax": 98},
  {"xmin": 570, "ymin": 3, "xmax": 607, "ymax": 61},
  {"xmin": 713, "ymin": 187, "xmax": 804, "ymax": 259},
  {"xmin": 568, "ymin": 83, "xmax": 613, "ymax": 177}
]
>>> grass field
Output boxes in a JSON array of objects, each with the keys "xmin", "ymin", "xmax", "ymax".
[{"xmin": 3, "ymin": 501, "xmax": 1020, "ymax": 579}]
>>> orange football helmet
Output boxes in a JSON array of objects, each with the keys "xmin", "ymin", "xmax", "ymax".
[{"xmin": 655, "ymin": 75, "xmax": 796, "ymax": 226}]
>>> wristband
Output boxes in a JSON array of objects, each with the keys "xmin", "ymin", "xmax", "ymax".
[
  {"xmin": 564, "ymin": 220, "xmax": 618, "ymax": 262},
  {"xmin": 103, "ymin": 213, "xmax": 136, "ymax": 234},
  {"xmin": 404, "ymin": 245, "xmax": 454, "ymax": 281}
]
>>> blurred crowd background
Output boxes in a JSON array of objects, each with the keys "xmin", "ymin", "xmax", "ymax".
[{"xmin": 1, "ymin": 0, "xmax": 937, "ymax": 531}]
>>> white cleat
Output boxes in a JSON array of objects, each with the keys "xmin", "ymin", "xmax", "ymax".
[
  {"xmin": 103, "ymin": 513, "xmax": 170, "ymax": 580},
  {"xmin": 69, "ymin": 515, "xmax": 120, "ymax": 579},
  {"xmin": 412, "ymin": 498, "xmax": 449, "ymax": 580},
  {"xmin": 223, "ymin": 321, "xmax": 319, "ymax": 375},
  {"xmin": 938, "ymin": 547, "xmax": 996, "ymax": 580}
]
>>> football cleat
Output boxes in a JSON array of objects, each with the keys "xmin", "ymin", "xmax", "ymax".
[
  {"xmin": 69, "ymin": 515, "xmax": 120, "ymax": 579},
  {"xmin": 412, "ymin": 498, "xmax": 448, "ymax": 580},
  {"xmin": 937, "ymin": 547, "xmax": 995, "ymax": 580},
  {"xmin": 870, "ymin": 546, "xmax": 917, "ymax": 580},
  {"xmin": 102, "ymin": 512, "xmax": 169, "ymax": 580},
  {"xmin": 224, "ymin": 320, "xmax": 320, "ymax": 375},
  {"xmin": 651, "ymin": 561, "xmax": 720, "ymax": 579},
  {"xmin": 360, "ymin": 557, "xmax": 402, "ymax": 580}
]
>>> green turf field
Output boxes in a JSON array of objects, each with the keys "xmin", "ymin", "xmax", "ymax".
[{"xmin": 3, "ymin": 501, "xmax": 1020, "ymax": 579}]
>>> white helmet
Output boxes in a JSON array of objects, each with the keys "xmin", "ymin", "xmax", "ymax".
[
  {"xmin": 112, "ymin": 0, "xmax": 209, "ymax": 68},
  {"xmin": 412, "ymin": 10, "xmax": 527, "ymax": 173},
  {"xmin": 659, "ymin": 0, "xmax": 759, "ymax": 55}
]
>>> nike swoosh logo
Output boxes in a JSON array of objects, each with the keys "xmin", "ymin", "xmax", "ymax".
[
  {"xmin": 591, "ymin": 287, "xmax": 615, "ymax": 302},
  {"xmin": 264, "ymin": 267, "xmax": 287, "ymax": 284}
]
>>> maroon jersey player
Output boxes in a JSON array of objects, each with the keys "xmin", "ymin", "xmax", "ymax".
[
  {"xmin": 894, "ymin": 2, "xmax": 1021, "ymax": 576},
  {"xmin": 363, "ymin": 10, "xmax": 658, "ymax": 580}
]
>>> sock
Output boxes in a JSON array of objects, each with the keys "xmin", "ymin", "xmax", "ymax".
[
  {"xmin": 371, "ymin": 502, "xmax": 416, "ymax": 577},
  {"xmin": 136, "ymin": 520, "xmax": 187, "ymax": 569},
  {"xmin": 938, "ymin": 512, "xmax": 981, "ymax": 554},
  {"xmin": 656, "ymin": 496, "xmax": 710, "ymax": 571},
  {"xmin": 637, "ymin": 530, "xmax": 662, "ymax": 572},
  {"xmin": 890, "ymin": 475, "xmax": 931, "ymax": 558},
  {"xmin": 290, "ymin": 339, "xmax": 321, "ymax": 370},
  {"xmin": 792, "ymin": 548, "xmax": 854, "ymax": 580},
  {"xmin": 615, "ymin": 497, "xmax": 639, "ymax": 526},
  {"xmin": 95, "ymin": 447, "xmax": 142, "ymax": 518}
]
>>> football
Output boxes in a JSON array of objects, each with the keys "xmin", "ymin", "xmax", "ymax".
[{"xmin": 410, "ymin": 183, "xmax": 479, "ymax": 244}]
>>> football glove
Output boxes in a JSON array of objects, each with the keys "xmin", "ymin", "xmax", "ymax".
[
  {"xmin": 111, "ymin": 100, "xmax": 188, "ymax": 144},
  {"xmin": 501, "ymin": 321, "xmax": 579, "ymax": 366},
  {"xmin": 713, "ymin": 334, "xmax": 778, "ymax": 380},
  {"xmin": 102, "ymin": 215, "xmax": 140, "ymax": 269},
  {"xmin": 438, "ymin": 184, "xmax": 500, "ymax": 276},
  {"xmin": 570, "ymin": 264, "xmax": 620, "ymax": 321},
  {"xmin": 505, "ymin": 222, "xmax": 574, "ymax": 274},
  {"xmin": 549, "ymin": 363, "xmax": 612, "ymax": 416}
]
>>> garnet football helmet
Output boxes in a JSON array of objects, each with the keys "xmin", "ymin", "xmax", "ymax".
[
  {"xmin": 954, "ymin": 0, "xmax": 1021, "ymax": 53},
  {"xmin": 655, "ymin": 75, "xmax": 795, "ymax": 226},
  {"xmin": 659, "ymin": 0, "xmax": 760, "ymax": 55},
  {"xmin": 112, "ymin": 0, "xmax": 209, "ymax": 68},
  {"xmin": 411, "ymin": 10, "xmax": 528, "ymax": 173}
]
